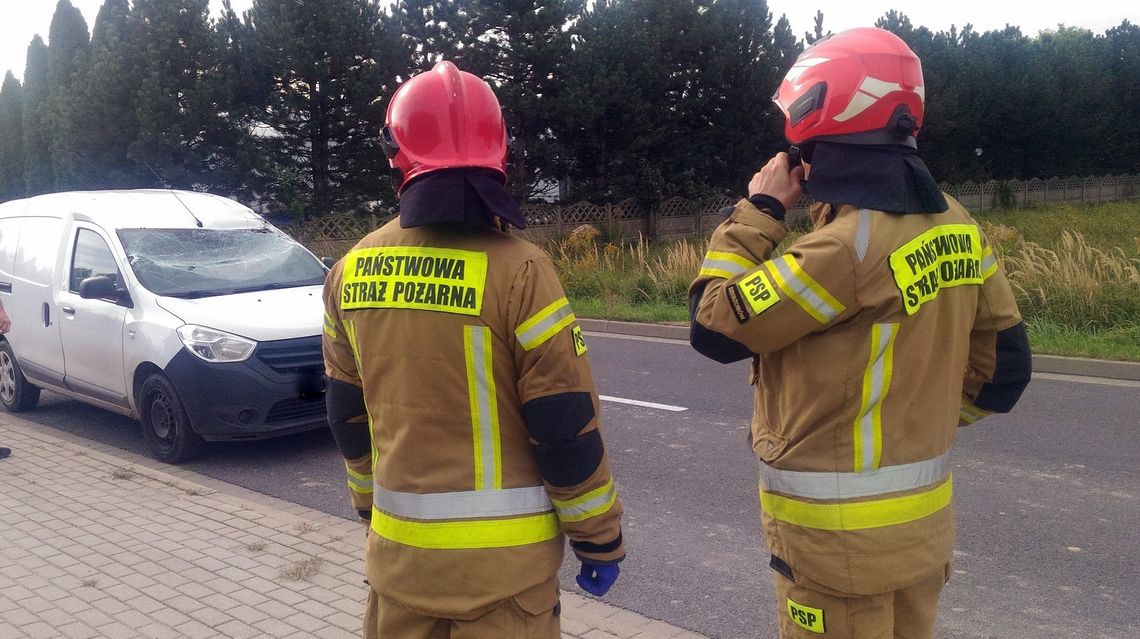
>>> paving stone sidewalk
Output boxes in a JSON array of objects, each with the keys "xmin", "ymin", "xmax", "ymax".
[{"xmin": 0, "ymin": 415, "xmax": 706, "ymax": 639}]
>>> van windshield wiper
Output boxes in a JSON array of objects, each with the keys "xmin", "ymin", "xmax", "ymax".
[
  {"xmin": 167, "ymin": 289, "xmax": 228, "ymax": 299},
  {"xmin": 229, "ymin": 281, "xmax": 316, "ymax": 294}
]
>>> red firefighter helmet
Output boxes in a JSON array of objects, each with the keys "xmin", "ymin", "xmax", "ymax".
[
  {"xmin": 381, "ymin": 61, "xmax": 508, "ymax": 193},
  {"xmin": 774, "ymin": 28, "xmax": 925, "ymax": 147}
]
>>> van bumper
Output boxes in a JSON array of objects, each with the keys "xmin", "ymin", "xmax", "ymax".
[{"xmin": 162, "ymin": 335, "xmax": 327, "ymax": 441}]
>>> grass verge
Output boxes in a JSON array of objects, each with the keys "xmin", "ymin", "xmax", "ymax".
[{"xmin": 552, "ymin": 201, "xmax": 1140, "ymax": 361}]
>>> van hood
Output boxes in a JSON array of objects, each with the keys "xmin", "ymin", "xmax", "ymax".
[{"xmin": 156, "ymin": 285, "xmax": 324, "ymax": 342}]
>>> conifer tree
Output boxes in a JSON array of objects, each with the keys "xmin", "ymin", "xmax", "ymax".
[
  {"xmin": 85, "ymin": 0, "xmax": 146, "ymax": 188},
  {"xmin": 0, "ymin": 73, "xmax": 25, "ymax": 201},
  {"xmin": 22, "ymin": 36, "xmax": 53, "ymax": 196},
  {"xmin": 462, "ymin": 0, "xmax": 584, "ymax": 199},
  {"xmin": 249, "ymin": 0, "xmax": 393, "ymax": 216},
  {"xmin": 46, "ymin": 0, "xmax": 92, "ymax": 191}
]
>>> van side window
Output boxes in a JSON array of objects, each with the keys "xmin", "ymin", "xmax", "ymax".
[{"xmin": 70, "ymin": 229, "xmax": 123, "ymax": 294}]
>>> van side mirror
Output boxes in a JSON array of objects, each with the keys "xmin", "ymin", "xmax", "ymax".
[
  {"xmin": 320, "ymin": 257, "xmax": 337, "ymax": 269},
  {"xmin": 78, "ymin": 276, "xmax": 133, "ymax": 308}
]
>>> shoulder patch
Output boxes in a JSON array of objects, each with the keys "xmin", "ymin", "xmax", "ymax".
[
  {"xmin": 740, "ymin": 268, "xmax": 781, "ymax": 316},
  {"xmin": 572, "ymin": 325, "xmax": 588, "ymax": 356},
  {"xmin": 726, "ymin": 284, "xmax": 751, "ymax": 324}
]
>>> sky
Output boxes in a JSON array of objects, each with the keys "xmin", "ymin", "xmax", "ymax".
[{"xmin": 2, "ymin": 0, "xmax": 1137, "ymax": 81}]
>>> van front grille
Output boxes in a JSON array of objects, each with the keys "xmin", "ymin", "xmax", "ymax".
[
  {"xmin": 265, "ymin": 397, "xmax": 326, "ymax": 424},
  {"xmin": 254, "ymin": 336, "xmax": 324, "ymax": 374}
]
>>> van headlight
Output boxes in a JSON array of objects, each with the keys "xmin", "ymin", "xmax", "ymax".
[{"xmin": 177, "ymin": 325, "xmax": 256, "ymax": 363}]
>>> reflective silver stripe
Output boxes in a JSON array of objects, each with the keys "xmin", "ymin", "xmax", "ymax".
[
  {"xmin": 552, "ymin": 480, "xmax": 617, "ymax": 521},
  {"xmin": 465, "ymin": 326, "xmax": 500, "ymax": 491},
  {"xmin": 855, "ymin": 323, "xmax": 897, "ymax": 472},
  {"xmin": 759, "ymin": 452, "xmax": 952, "ymax": 500},
  {"xmin": 772, "ymin": 257, "xmax": 843, "ymax": 322},
  {"xmin": 374, "ymin": 485, "xmax": 552, "ymax": 520},
  {"xmin": 699, "ymin": 257, "xmax": 750, "ymax": 277},
  {"xmin": 515, "ymin": 299, "xmax": 575, "ymax": 350},
  {"xmin": 854, "ymin": 209, "xmax": 871, "ymax": 262},
  {"xmin": 348, "ymin": 473, "xmax": 372, "ymax": 492},
  {"xmin": 981, "ymin": 252, "xmax": 997, "ymax": 277}
]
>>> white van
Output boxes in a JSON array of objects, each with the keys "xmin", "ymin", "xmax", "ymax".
[{"xmin": 0, "ymin": 190, "xmax": 330, "ymax": 462}]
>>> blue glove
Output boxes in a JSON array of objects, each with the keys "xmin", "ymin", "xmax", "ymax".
[{"xmin": 576, "ymin": 562, "xmax": 620, "ymax": 597}]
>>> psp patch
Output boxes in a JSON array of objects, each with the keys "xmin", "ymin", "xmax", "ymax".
[
  {"xmin": 572, "ymin": 325, "xmax": 588, "ymax": 356},
  {"xmin": 740, "ymin": 267, "xmax": 780, "ymax": 316},
  {"xmin": 787, "ymin": 598, "xmax": 825, "ymax": 634}
]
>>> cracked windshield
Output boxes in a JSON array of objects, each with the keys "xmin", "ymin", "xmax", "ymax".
[{"xmin": 119, "ymin": 228, "xmax": 326, "ymax": 298}]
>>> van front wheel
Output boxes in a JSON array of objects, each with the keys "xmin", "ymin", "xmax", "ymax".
[
  {"xmin": 0, "ymin": 342, "xmax": 41, "ymax": 412},
  {"xmin": 139, "ymin": 373, "xmax": 204, "ymax": 463}
]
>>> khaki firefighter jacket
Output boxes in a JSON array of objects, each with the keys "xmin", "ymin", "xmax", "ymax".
[
  {"xmin": 690, "ymin": 196, "xmax": 1030, "ymax": 595},
  {"xmin": 322, "ymin": 219, "xmax": 624, "ymax": 617}
]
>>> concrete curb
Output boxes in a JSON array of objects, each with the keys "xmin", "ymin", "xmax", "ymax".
[{"xmin": 580, "ymin": 318, "xmax": 1140, "ymax": 381}]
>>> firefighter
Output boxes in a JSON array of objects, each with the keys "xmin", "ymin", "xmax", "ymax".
[
  {"xmin": 322, "ymin": 61, "xmax": 624, "ymax": 639},
  {"xmin": 689, "ymin": 28, "xmax": 1031, "ymax": 638}
]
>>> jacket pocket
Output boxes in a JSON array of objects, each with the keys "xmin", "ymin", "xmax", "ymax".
[
  {"xmin": 512, "ymin": 577, "xmax": 559, "ymax": 616},
  {"xmin": 754, "ymin": 430, "xmax": 788, "ymax": 463}
]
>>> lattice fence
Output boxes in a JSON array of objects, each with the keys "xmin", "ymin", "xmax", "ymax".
[{"xmin": 289, "ymin": 174, "xmax": 1139, "ymax": 253}]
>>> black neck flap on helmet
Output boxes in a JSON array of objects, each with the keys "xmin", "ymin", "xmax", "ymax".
[
  {"xmin": 803, "ymin": 105, "xmax": 947, "ymax": 214},
  {"xmin": 398, "ymin": 167, "xmax": 527, "ymax": 230}
]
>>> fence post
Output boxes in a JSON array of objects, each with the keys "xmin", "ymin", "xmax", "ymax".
[
  {"xmin": 555, "ymin": 205, "xmax": 565, "ymax": 238},
  {"xmin": 370, "ymin": 213, "xmax": 377, "ymax": 230},
  {"xmin": 647, "ymin": 203, "xmax": 657, "ymax": 241}
]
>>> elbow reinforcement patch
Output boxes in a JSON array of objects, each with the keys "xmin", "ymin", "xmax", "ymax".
[
  {"xmin": 532, "ymin": 429, "xmax": 604, "ymax": 487},
  {"xmin": 326, "ymin": 378, "xmax": 371, "ymax": 459},
  {"xmin": 522, "ymin": 392, "xmax": 602, "ymax": 487},
  {"xmin": 522, "ymin": 392, "xmax": 595, "ymax": 442},
  {"xmin": 974, "ymin": 322, "xmax": 1032, "ymax": 413},
  {"xmin": 689, "ymin": 284, "xmax": 753, "ymax": 363}
]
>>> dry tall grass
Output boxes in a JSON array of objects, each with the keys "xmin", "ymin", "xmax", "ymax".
[{"xmin": 1000, "ymin": 230, "xmax": 1140, "ymax": 328}]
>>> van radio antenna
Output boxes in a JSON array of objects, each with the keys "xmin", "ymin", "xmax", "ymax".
[{"xmin": 141, "ymin": 160, "xmax": 203, "ymax": 228}]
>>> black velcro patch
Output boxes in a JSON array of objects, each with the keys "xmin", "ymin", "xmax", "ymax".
[
  {"xmin": 532, "ymin": 429, "xmax": 604, "ymax": 487},
  {"xmin": 725, "ymin": 284, "xmax": 751, "ymax": 324}
]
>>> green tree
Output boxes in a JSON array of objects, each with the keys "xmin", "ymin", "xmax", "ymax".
[
  {"xmin": 249, "ymin": 0, "xmax": 394, "ymax": 217},
  {"xmin": 46, "ymin": 0, "xmax": 92, "ymax": 190},
  {"xmin": 460, "ymin": 0, "xmax": 584, "ymax": 199},
  {"xmin": 389, "ymin": 0, "xmax": 473, "ymax": 71},
  {"xmin": 1103, "ymin": 21, "xmax": 1140, "ymax": 174},
  {"xmin": 0, "ymin": 73, "xmax": 25, "ymax": 201},
  {"xmin": 85, "ymin": 0, "xmax": 146, "ymax": 188},
  {"xmin": 130, "ymin": 0, "xmax": 242, "ymax": 190},
  {"xmin": 22, "ymin": 36, "xmax": 53, "ymax": 196}
]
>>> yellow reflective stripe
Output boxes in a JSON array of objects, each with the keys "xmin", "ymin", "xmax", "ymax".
[
  {"xmin": 464, "ymin": 326, "xmax": 502, "ymax": 491},
  {"xmin": 346, "ymin": 465, "xmax": 373, "ymax": 494},
  {"xmin": 770, "ymin": 255, "xmax": 846, "ymax": 323},
  {"xmin": 342, "ymin": 319, "xmax": 377, "ymax": 467},
  {"xmin": 370, "ymin": 509, "xmax": 560, "ymax": 549},
  {"xmin": 960, "ymin": 401, "xmax": 991, "ymax": 425},
  {"xmin": 699, "ymin": 251, "xmax": 756, "ymax": 279},
  {"xmin": 323, "ymin": 312, "xmax": 337, "ymax": 338},
  {"xmin": 981, "ymin": 247, "xmax": 998, "ymax": 280},
  {"xmin": 516, "ymin": 297, "xmax": 576, "ymax": 350},
  {"xmin": 551, "ymin": 477, "xmax": 618, "ymax": 523},
  {"xmin": 760, "ymin": 475, "xmax": 953, "ymax": 531},
  {"xmin": 854, "ymin": 323, "xmax": 898, "ymax": 472}
]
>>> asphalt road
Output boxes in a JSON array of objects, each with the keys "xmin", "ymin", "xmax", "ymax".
[{"xmin": 17, "ymin": 332, "xmax": 1140, "ymax": 639}]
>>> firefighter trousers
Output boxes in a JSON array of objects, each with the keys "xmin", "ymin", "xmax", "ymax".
[
  {"xmin": 363, "ymin": 583, "xmax": 560, "ymax": 639},
  {"xmin": 773, "ymin": 563, "xmax": 950, "ymax": 639}
]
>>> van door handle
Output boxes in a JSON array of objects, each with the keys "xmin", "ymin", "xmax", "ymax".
[
  {"xmin": 42, "ymin": 303, "xmax": 52, "ymax": 327},
  {"xmin": 61, "ymin": 306, "xmax": 76, "ymax": 315}
]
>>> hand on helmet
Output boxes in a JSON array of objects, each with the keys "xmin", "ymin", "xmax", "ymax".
[
  {"xmin": 576, "ymin": 561, "xmax": 620, "ymax": 597},
  {"xmin": 748, "ymin": 152, "xmax": 804, "ymax": 210}
]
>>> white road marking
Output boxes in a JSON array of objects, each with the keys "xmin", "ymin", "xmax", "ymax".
[
  {"xmin": 599, "ymin": 395, "xmax": 688, "ymax": 412},
  {"xmin": 585, "ymin": 332, "xmax": 687, "ymax": 345},
  {"xmin": 1032, "ymin": 372, "xmax": 1140, "ymax": 388}
]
